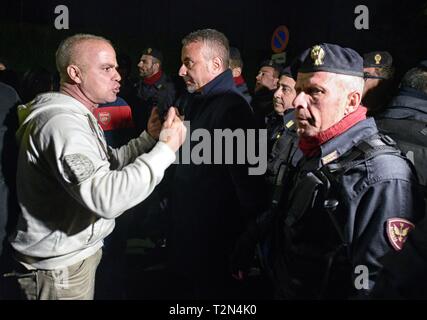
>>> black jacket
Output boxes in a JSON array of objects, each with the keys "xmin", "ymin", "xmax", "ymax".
[
  {"xmin": 169, "ymin": 70, "xmax": 267, "ymax": 278},
  {"xmin": 132, "ymin": 72, "xmax": 176, "ymax": 133},
  {"xmin": 376, "ymin": 87, "xmax": 427, "ymax": 122},
  {"xmin": 251, "ymin": 87, "xmax": 275, "ymax": 129}
]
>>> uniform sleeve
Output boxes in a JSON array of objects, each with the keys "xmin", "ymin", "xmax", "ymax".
[
  {"xmin": 370, "ymin": 215, "xmax": 427, "ymax": 298},
  {"xmin": 40, "ymin": 113, "xmax": 175, "ymax": 219},
  {"xmin": 348, "ymin": 177, "xmax": 424, "ymax": 296}
]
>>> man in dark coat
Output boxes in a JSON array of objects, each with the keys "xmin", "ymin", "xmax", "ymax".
[{"xmin": 168, "ymin": 29, "xmax": 267, "ymax": 299}]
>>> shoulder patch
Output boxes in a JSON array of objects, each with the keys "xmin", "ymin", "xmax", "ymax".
[
  {"xmin": 63, "ymin": 154, "xmax": 95, "ymax": 184},
  {"xmin": 386, "ymin": 218, "xmax": 415, "ymax": 251}
]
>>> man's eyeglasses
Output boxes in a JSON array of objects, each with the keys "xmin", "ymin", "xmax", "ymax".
[{"xmin": 363, "ymin": 72, "xmax": 387, "ymax": 80}]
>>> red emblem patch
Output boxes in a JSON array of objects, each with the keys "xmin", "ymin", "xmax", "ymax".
[
  {"xmin": 386, "ymin": 218, "xmax": 415, "ymax": 251},
  {"xmin": 98, "ymin": 112, "xmax": 111, "ymax": 125}
]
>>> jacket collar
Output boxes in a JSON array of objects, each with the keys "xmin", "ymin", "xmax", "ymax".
[{"xmin": 200, "ymin": 69, "xmax": 235, "ymax": 96}]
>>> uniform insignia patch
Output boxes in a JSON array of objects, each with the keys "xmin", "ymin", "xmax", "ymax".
[
  {"xmin": 285, "ymin": 120, "xmax": 294, "ymax": 128},
  {"xmin": 374, "ymin": 54, "xmax": 382, "ymax": 65},
  {"xmin": 98, "ymin": 111, "xmax": 111, "ymax": 125},
  {"xmin": 386, "ymin": 218, "xmax": 415, "ymax": 251},
  {"xmin": 311, "ymin": 45, "xmax": 325, "ymax": 66},
  {"xmin": 321, "ymin": 150, "xmax": 339, "ymax": 165},
  {"xmin": 63, "ymin": 154, "xmax": 95, "ymax": 184}
]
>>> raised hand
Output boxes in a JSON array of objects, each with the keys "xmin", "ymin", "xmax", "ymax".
[{"xmin": 159, "ymin": 107, "xmax": 187, "ymax": 152}]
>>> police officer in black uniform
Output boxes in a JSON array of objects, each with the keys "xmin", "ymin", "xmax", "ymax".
[
  {"xmin": 376, "ymin": 60, "xmax": 427, "ymax": 193},
  {"xmin": 370, "ymin": 61, "xmax": 427, "ymax": 299},
  {"xmin": 362, "ymin": 51, "xmax": 395, "ymax": 117},
  {"xmin": 266, "ymin": 66, "xmax": 297, "ymax": 154},
  {"xmin": 232, "ymin": 44, "xmax": 424, "ymax": 299},
  {"xmin": 251, "ymin": 60, "xmax": 280, "ymax": 129},
  {"xmin": 133, "ymin": 47, "xmax": 176, "ymax": 133}
]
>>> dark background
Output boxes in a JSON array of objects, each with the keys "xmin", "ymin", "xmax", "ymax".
[{"xmin": 1, "ymin": 0, "xmax": 427, "ymax": 90}]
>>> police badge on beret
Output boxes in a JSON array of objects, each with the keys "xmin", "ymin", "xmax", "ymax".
[
  {"xmin": 63, "ymin": 154, "xmax": 95, "ymax": 184},
  {"xmin": 310, "ymin": 45, "xmax": 325, "ymax": 66}
]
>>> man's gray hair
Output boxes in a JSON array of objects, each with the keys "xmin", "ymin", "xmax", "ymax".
[
  {"xmin": 336, "ymin": 73, "xmax": 365, "ymax": 95},
  {"xmin": 182, "ymin": 29, "xmax": 229, "ymax": 70},
  {"xmin": 56, "ymin": 33, "xmax": 111, "ymax": 81},
  {"xmin": 401, "ymin": 67, "xmax": 427, "ymax": 94}
]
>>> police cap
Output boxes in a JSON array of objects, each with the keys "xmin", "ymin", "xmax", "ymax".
[
  {"xmin": 141, "ymin": 47, "xmax": 163, "ymax": 63},
  {"xmin": 299, "ymin": 43, "xmax": 364, "ymax": 78},
  {"xmin": 363, "ymin": 51, "xmax": 393, "ymax": 68}
]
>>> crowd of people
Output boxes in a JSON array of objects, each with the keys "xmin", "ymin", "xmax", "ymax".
[{"xmin": 1, "ymin": 28, "xmax": 427, "ymax": 300}]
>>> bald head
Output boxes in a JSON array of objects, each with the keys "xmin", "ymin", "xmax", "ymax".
[
  {"xmin": 56, "ymin": 34, "xmax": 112, "ymax": 82},
  {"xmin": 56, "ymin": 33, "xmax": 121, "ymax": 106}
]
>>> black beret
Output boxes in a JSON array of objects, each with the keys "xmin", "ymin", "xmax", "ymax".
[
  {"xmin": 141, "ymin": 47, "xmax": 163, "ymax": 63},
  {"xmin": 363, "ymin": 51, "xmax": 393, "ymax": 68},
  {"xmin": 299, "ymin": 43, "xmax": 364, "ymax": 78}
]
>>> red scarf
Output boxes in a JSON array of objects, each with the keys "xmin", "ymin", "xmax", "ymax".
[
  {"xmin": 234, "ymin": 75, "xmax": 245, "ymax": 86},
  {"xmin": 298, "ymin": 106, "xmax": 367, "ymax": 158},
  {"xmin": 143, "ymin": 70, "xmax": 163, "ymax": 85}
]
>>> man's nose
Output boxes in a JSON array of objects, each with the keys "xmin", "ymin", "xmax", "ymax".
[
  {"xmin": 293, "ymin": 92, "xmax": 307, "ymax": 109},
  {"xmin": 179, "ymin": 65, "xmax": 187, "ymax": 77},
  {"xmin": 113, "ymin": 68, "xmax": 121, "ymax": 82},
  {"xmin": 273, "ymin": 86, "xmax": 282, "ymax": 99}
]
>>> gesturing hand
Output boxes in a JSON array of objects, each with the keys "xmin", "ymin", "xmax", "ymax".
[{"xmin": 159, "ymin": 107, "xmax": 187, "ymax": 153}]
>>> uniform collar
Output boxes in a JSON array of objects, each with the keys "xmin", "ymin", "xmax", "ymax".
[{"xmin": 318, "ymin": 117, "xmax": 378, "ymax": 165}]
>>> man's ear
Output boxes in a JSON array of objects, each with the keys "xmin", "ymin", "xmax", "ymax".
[
  {"xmin": 211, "ymin": 56, "xmax": 222, "ymax": 73},
  {"xmin": 153, "ymin": 62, "xmax": 161, "ymax": 74},
  {"xmin": 345, "ymin": 90, "xmax": 362, "ymax": 114},
  {"xmin": 67, "ymin": 65, "xmax": 82, "ymax": 84}
]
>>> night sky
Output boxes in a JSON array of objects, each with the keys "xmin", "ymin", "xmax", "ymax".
[{"xmin": 1, "ymin": 0, "xmax": 427, "ymax": 82}]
